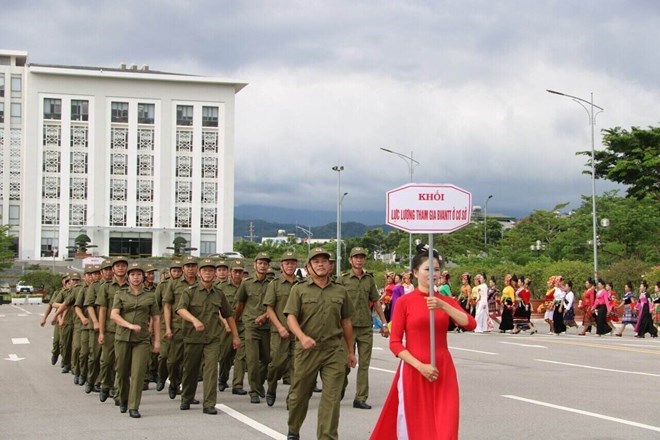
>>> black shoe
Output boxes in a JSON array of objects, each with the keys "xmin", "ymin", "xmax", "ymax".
[
  {"xmin": 203, "ymin": 406, "xmax": 218, "ymax": 415},
  {"xmin": 119, "ymin": 402, "xmax": 128, "ymax": 413},
  {"xmin": 353, "ymin": 400, "xmax": 372, "ymax": 409},
  {"xmin": 191, "ymin": 399, "xmax": 200, "ymax": 405},
  {"xmin": 73, "ymin": 375, "xmax": 80, "ymax": 385},
  {"xmin": 109, "ymin": 389, "xmax": 116, "ymax": 398},
  {"xmin": 232, "ymin": 388, "xmax": 247, "ymax": 395},
  {"xmin": 51, "ymin": 354, "xmax": 58, "ymax": 365},
  {"xmin": 266, "ymin": 393, "xmax": 276, "ymax": 407},
  {"xmin": 180, "ymin": 402, "xmax": 190, "ymax": 410},
  {"xmin": 99, "ymin": 389, "xmax": 109, "ymax": 402},
  {"xmin": 142, "ymin": 382, "xmax": 149, "ymax": 391},
  {"xmin": 84, "ymin": 383, "xmax": 93, "ymax": 394},
  {"xmin": 129, "ymin": 409, "xmax": 141, "ymax": 418},
  {"xmin": 78, "ymin": 378, "xmax": 85, "ymax": 386},
  {"xmin": 92, "ymin": 385, "xmax": 101, "ymax": 393},
  {"xmin": 61, "ymin": 366, "xmax": 70, "ymax": 374},
  {"xmin": 218, "ymin": 382, "xmax": 228, "ymax": 392},
  {"xmin": 168, "ymin": 386, "xmax": 177, "ymax": 399},
  {"xmin": 156, "ymin": 381, "xmax": 165, "ymax": 392},
  {"xmin": 257, "ymin": 387, "xmax": 266, "ymax": 398},
  {"xmin": 313, "ymin": 385, "xmax": 322, "ymax": 393},
  {"xmin": 287, "ymin": 433, "xmax": 300, "ymax": 440},
  {"xmin": 250, "ymin": 395, "xmax": 260, "ymax": 404}
]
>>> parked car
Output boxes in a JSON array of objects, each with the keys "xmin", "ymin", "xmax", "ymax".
[
  {"xmin": 15, "ymin": 282, "xmax": 34, "ymax": 293},
  {"xmin": 210, "ymin": 252, "xmax": 244, "ymax": 259}
]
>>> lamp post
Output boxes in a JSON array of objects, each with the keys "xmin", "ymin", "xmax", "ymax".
[
  {"xmin": 380, "ymin": 148, "xmax": 420, "ymax": 266},
  {"xmin": 547, "ymin": 89, "xmax": 604, "ymax": 283},
  {"xmin": 484, "ymin": 194, "xmax": 493, "ymax": 250},
  {"xmin": 332, "ymin": 165, "xmax": 344, "ymax": 278},
  {"xmin": 295, "ymin": 225, "xmax": 313, "ymax": 255},
  {"xmin": 530, "ymin": 239, "xmax": 545, "ymax": 256}
]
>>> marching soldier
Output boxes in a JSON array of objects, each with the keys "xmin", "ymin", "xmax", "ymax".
[
  {"xmin": 154, "ymin": 259, "xmax": 183, "ymax": 392},
  {"xmin": 338, "ymin": 247, "xmax": 389, "ymax": 409},
  {"xmin": 51, "ymin": 273, "xmax": 80, "ymax": 374},
  {"xmin": 263, "ymin": 251, "xmax": 298, "ymax": 406},
  {"xmin": 235, "ymin": 252, "xmax": 272, "ymax": 403},
  {"xmin": 143, "ymin": 263, "xmax": 159, "ymax": 389},
  {"xmin": 176, "ymin": 258, "xmax": 240, "ymax": 414},
  {"xmin": 73, "ymin": 267, "xmax": 98, "ymax": 387},
  {"xmin": 215, "ymin": 260, "xmax": 230, "ymax": 284},
  {"xmin": 284, "ymin": 248, "xmax": 356, "ymax": 440},
  {"xmin": 84, "ymin": 259, "xmax": 112, "ymax": 393},
  {"xmin": 40, "ymin": 274, "xmax": 68, "ymax": 366}
]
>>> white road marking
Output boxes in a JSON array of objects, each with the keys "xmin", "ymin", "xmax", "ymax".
[
  {"xmin": 12, "ymin": 305, "xmax": 32, "ymax": 314},
  {"xmin": 370, "ymin": 366, "xmax": 397, "ymax": 374},
  {"xmin": 372, "ymin": 347, "xmax": 384, "ymax": 351},
  {"xmin": 502, "ymin": 395, "xmax": 660, "ymax": 433},
  {"xmin": 217, "ymin": 404, "xmax": 286, "ymax": 439},
  {"xmin": 535, "ymin": 359, "xmax": 660, "ymax": 377},
  {"xmin": 449, "ymin": 347, "xmax": 498, "ymax": 355},
  {"xmin": 0, "ymin": 314, "xmax": 5, "ymax": 317},
  {"xmin": 4, "ymin": 354, "xmax": 25, "ymax": 362},
  {"xmin": 499, "ymin": 341, "xmax": 547, "ymax": 348},
  {"xmin": 12, "ymin": 338, "xmax": 30, "ymax": 345},
  {"xmin": 18, "ymin": 314, "xmax": 27, "ymax": 317}
]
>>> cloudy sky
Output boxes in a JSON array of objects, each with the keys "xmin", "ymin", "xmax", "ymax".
[{"xmin": 4, "ymin": 0, "xmax": 660, "ymax": 220}]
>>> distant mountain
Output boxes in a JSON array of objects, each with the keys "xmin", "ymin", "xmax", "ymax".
[
  {"xmin": 234, "ymin": 218, "xmax": 389, "ymax": 240},
  {"xmin": 235, "ymin": 204, "xmax": 385, "ymax": 227}
]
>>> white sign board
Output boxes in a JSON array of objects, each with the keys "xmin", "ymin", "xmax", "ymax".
[{"xmin": 386, "ymin": 183, "xmax": 472, "ymax": 233}]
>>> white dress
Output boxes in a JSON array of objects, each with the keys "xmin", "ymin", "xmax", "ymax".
[{"xmin": 475, "ymin": 283, "xmax": 490, "ymax": 332}]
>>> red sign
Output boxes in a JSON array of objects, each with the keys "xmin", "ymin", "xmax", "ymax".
[{"xmin": 386, "ymin": 184, "xmax": 472, "ymax": 233}]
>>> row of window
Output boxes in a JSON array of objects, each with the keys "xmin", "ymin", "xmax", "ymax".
[
  {"xmin": 0, "ymin": 75, "xmax": 22, "ymax": 99},
  {"xmin": 0, "ymin": 102, "xmax": 22, "ymax": 124}
]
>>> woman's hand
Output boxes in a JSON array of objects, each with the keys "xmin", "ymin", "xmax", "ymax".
[
  {"xmin": 418, "ymin": 363, "xmax": 440, "ymax": 382},
  {"xmin": 426, "ymin": 296, "xmax": 447, "ymax": 311}
]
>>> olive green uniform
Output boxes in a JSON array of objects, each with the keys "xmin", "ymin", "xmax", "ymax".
[
  {"xmin": 84, "ymin": 281, "xmax": 103, "ymax": 388},
  {"xmin": 177, "ymin": 282, "xmax": 233, "ymax": 409},
  {"xmin": 164, "ymin": 278, "xmax": 195, "ymax": 391},
  {"xmin": 337, "ymin": 270, "xmax": 380, "ymax": 403},
  {"xmin": 96, "ymin": 278, "xmax": 128, "ymax": 396},
  {"xmin": 59, "ymin": 287, "xmax": 76, "ymax": 370},
  {"xmin": 49, "ymin": 289, "xmax": 62, "ymax": 363},
  {"xmin": 113, "ymin": 286, "xmax": 159, "ymax": 411},
  {"xmin": 284, "ymin": 278, "xmax": 354, "ymax": 439},
  {"xmin": 217, "ymin": 280, "xmax": 246, "ymax": 389},
  {"xmin": 263, "ymin": 275, "xmax": 296, "ymax": 396},
  {"xmin": 74, "ymin": 284, "xmax": 90, "ymax": 384},
  {"xmin": 237, "ymin": 276, "xmax": 271, "ymax": 398},
  {"xmin": 154, "ymin": 279, "xmax": 171, "ymax": 385}
]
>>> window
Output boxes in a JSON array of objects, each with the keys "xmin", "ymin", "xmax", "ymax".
[
  {"xmin": 11, "ymin": 103, "xmax": 21, "ymax": 124},
  {"xmin": 111, "ymin": 102, "xmax": 129, "ymax": 123},
  {"xmin": 11, "ymin": 76, "xmax": 21, "ymax": 98},
  {"xmin": 176, "ymin": 105, "xmax": 193, "ymax": 126},
  {"xmin": 71, "ymin": 100, "xmax": 89, "ymax": 121},
  {"xmin": 202, "ymin": 106, "xmax": 218, "ymax": 127},
  {"xmin": 199, "ymin": 240, "xmax": 216, "ymax": 256},
  {"xmin": 44, "ymin": 98, "xmax": 62, "ymax": 120},
  {"xmin": 0, "ymin": 103, "xmax": 4, "ymax": 123},
  {"xmin": 9, "ymin": 205, "xmax": 20, "ymax": 226},
  {"xmin": 0, "ymin": 76, "xmax": 4, "ymax": 97},
  {"xmin": 138, "ymin": 103, "xmax": 155, "ymax": 124}
]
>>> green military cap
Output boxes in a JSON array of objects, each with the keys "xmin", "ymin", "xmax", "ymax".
[
  {"xmin": 328, "ymin": 251, "xmax": 336, "ymax": 262},
  {"xmin": 126, "ymin": 262, "xmax": 144, "ymax": 273},
  {"xmin": 199, "ymin": 258, "xmax": 215, "ymax": 269},
  {"xmin": 169, "ymin": 259, "xmax": 183, "ymax": 269},
  {"xmin": 229, "ymin": 260, "xmax": 244, "ymax": 271},
  {"xmin": 181, "ymin": 256, "xmax": 198, "ymax": 266},
  {"xmin": 84, "ymin": 265, "xmax": 101, "ymax": 274},
  {"xmin": 349, "ymin": 247, "xmax": 368, "ymax": 258},
  {"xmin": 69, "ymin": 272, "xmax": 82, "ymax": 281},
  {"xmin": 100, "ymin": 259, "xmax": 113, "ymax": 270},
  {"xmin": 280, "ymin": 251, "xmax": 298, "ymax": 262},
  {"xmin": 61, "ymin": 273, "xmax": 71, "ymax": 280},
  {"xmin": 307, "ymin": 247, "xmax": 331, "ymax": 263},
  {"xmin": 112, "ymin": 256, "xmax": 129, "ymax": 266},
  {"xmin": 143, "ymin": 263, "xmax": 157, "ymax": 272},
  {"xmin": 215, "ymin": 259, "xmax": 229, "ymax": 268},
  {"xmin": 254, "ymin": 252, "xmax": 271, "ymax": 262}
]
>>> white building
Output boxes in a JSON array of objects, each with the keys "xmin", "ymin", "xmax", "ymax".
[{"xmin": 0, "ymin": 50, "xmax": 246, "ymax": 260}]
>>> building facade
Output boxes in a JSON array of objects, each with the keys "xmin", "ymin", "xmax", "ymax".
[{"xmin": 0, "ymin": 50, "xmax": 246, "ymax": 260}]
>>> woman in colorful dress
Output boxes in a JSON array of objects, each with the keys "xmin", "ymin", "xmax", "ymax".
[
  {"xmin": 542, "ymin": 276, "xmax": 556, "ymax": 334},
  {"xmin": 605, "ymin": 282, "xmax": 620, "ymax": 334},
  {"xmin": 594, "ymin": 280, "xmax": 612, "ymax": 336},
  {"xmin": 370, "ymin": 246, "xmax": 476, "ymax": 440},
  {"xmin": 635, "ymin": 281, "xmax": 658, "ymax": 338},
  {"xmin": 389, "ymin": 273, "xmax": 406, "ymax": 318},
  {"xmin": 458, "ymin": 273, "xmax": 471, "ymax": 314},
  {"xmin": 552, "ymin": 276, "xmax": 567, "ymax": 334},
  {"xmin": 615, "ymin": 282, "xmax": 637, "ymax": 337},
  {"xmin": 499, "ymin": 275, "xmax": 516, "ymax": 333},
  {"xmin": 513, "ymin": 277, "xmax": 536, "ymax": 334},
  {"xmin": 474, "ymin": 274, "xmax": 490, "ymax": 333},
  {"xmin": 402, "ymin": 272, "xmax": 415, "ymax": 295},
  {"xmin": 562, "ymin": 280, "xmax": 578, "ymax": 330},
  {"xmin": 381, "ymin": 273, "xmax": 396, "ymax": 322},
  {"xmin": 653, "ymin": 282, "xmax": 660, "ymax": 331},
  {"xmin": 487, "ymin": 276, "xmax": 501, "ymax": 326}
]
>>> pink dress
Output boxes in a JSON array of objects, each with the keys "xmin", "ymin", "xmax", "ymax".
[{"xmin": 370, "ymin": 289, "xmax": 476, "ymax": 440}]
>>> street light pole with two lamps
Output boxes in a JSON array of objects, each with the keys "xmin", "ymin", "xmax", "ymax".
[
  {"xmin": 484, "ymin": 194, "xmax": 493, "ymax": 250},
  {"xmin": 332, "ymin": 165, "xmax": 345, "ymax": 278}
]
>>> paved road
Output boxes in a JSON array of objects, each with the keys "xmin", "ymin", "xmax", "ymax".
[{"xmin": 2, "ymin": 304, "xmax": 659, "ymax": 439}]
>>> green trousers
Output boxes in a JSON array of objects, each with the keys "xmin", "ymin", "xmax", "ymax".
[
  {"xmin": 266, "ymin": 332, "xmax": 293, "ymax": 395},
  {"xmin": 245, "ymin": 327, "xmax": 270, "ymax": 397},
  {"xmin": 288, "ymin": 340, "xmax": 347, "ymax": 440},
  {"xmin": 87, "ymin": 330, "xmax": 102, "ymax": 386},
  {"xmin": 72, "ymin": 326, "xmax": 82, "ymax": 375},
  {"xmin": 78, "ymin": 329, "xmax": 90, "ymax": 382},
  {"xmin": 166, "ymin": 333, "xmax": 184, "ymax": 389},
  {"xmin": 232, "ymin": 326, "xmax": 247, "ymax": 389},
  {"xmin": 182, "ymin": 341, "xmax": 222, "ymax": 408},
  {"xmin": 342, "ymin": 326, "xmax": 373, "ymax": 402},
  {"xmin": 51, "ymin": 324, "xmax": 61, "ymax": 359},
  {"xmin": 157, "ymin": 336, "xmax": 170, "ymax": 383},
  {"xmin": 115, "ymin": 339, "xmax": 150, "ymax": 410},
  {"xmin": 99, "ymin": 331, "xmax": 116, "ymax": 391},
  {"xmin": 59, "ymin": 324, "xmax": 73, "ymax": 369}
]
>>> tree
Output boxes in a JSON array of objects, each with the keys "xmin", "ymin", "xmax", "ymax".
[
  {"xmin": 20, "ymin": 270, "xmax": 62, "ymax": 296},
  {"xmin": 67, "ymin": 234, "xmax": 97, "ymax": 254},
  {"xmin": 579, "ymin": 126, "xmax": 660, "ymax": 201},
  {"xmin": 166, "ymin": 237, "xmax": 196, "ymax": 256},
  {"xmin": 0, "ymin": 223, "xmax": 14, "ymax": 270}
]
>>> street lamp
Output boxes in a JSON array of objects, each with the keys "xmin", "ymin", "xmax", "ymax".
[
  {"xmin": 295, "ymin": 225, "xmax": 313, "ymax": 255},
  {"xmin": 380, "ymin": 147, "xmax": 420, "ymax": 266},
  {"xmin": 530, "ymin": 239, "xmax": 545, "ymax": 256},
  {"xmin": 547, "ymin": 89, "xmax": 604, "ymax": 283},
  {"xmin": 484, "ymin": 195, "xmax": 493, "ymax": 250},
  {"xmin": 332, "ymin": 165, "xmax": 344, "ymax": 278}
]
